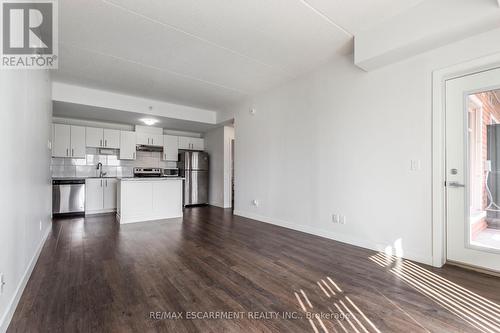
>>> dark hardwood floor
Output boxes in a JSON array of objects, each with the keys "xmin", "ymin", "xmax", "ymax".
[{"xmin": 8, "ymin": 206, "xmax": 500, "ymax": 332}]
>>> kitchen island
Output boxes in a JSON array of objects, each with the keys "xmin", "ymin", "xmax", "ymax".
[{"xmin": 117, "ymin": 177, "xmax": 184, "ymax": 224}]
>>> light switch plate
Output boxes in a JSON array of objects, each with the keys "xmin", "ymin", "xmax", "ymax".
[{"xmin": 0, "ymin": 273, "xmax": 5, "ymax": 295}]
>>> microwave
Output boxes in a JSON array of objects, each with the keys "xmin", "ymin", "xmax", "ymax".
[{"xmin": 162, "ymin": 168, "xmax": 179, "ymax": 177}]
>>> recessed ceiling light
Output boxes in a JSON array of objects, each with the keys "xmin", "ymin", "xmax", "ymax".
[{"xmin": 140, "ymin": 118, "xmax": 159, "ymax": 126}]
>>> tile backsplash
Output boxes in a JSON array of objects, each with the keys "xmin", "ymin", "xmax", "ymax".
[{"xmin": 51, "ymin": 148, "xmax": 177, "ymax": 178}]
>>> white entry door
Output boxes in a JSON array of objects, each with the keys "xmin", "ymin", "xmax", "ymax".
[{"xmin": 446, "ymin": 67, "xmax": 500, "ymax": 272}]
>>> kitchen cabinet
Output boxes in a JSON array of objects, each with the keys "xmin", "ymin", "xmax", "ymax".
[
  {"xmin": 86, "ymin": 127, "xmax": 102, "ymax": 148},
  {"xmin": 162, "ymin": 135, "xmax": 178, "ymax": 161},
  {"xmin": 71, "ymin": 126, "xmax": 86, "ymax": 158},
  {"xmin": 178, "ymin": 136, "xmax": 204, "ymax": 150},
  {"xmin": 85, "ymin": 179, "xmax": 104, "ymax": 213},
  {"xmin": 103, "ymin": 178, "xmax": 118, "ymax": 210},
  {"xmin": 52, "ymin": 124, "xmax": 70, "ymax": 157},
  {"xmin": 103, "ymin": 129, "xmax": 120, "ymax": 148},
  {"xmin": 119, "ymin": 131, "xmax": 136, "ymax": 160},
  {"xmin": 136, "ymin": 132, "xmax": 163, "ymax": 146},
  {"xmin": 86, "ymin": 127, "xmax": 120, "ymax": 148},
  {"xmin": 52, "ymin": 124, "xmax": 86, "ymax": 158},
  {"xmin": 117, "ymin": 178, "xmax": 183, "ymax": 224},
  {"xmin": 85, "ymin": 178, "xmax": 117, "ymax": 214}
]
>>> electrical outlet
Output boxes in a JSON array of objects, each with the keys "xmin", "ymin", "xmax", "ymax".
[
  {"xmin": 332, "ymin": 214, "xmax": 339, "ymax": 223},
  {"xmin": 340, "ymin": 215, "xmax": 346, "ymax": 225},
  {"xmin": 252, "ymin": 199, "xmax": 259, "ymax": 207},
  {"xmin": 0, "ymin": 273, "xmax": 5, "ymax": 295},
  {"xmin": 410, "ymin": 159, "xmax": 421, "ymax": 171}
]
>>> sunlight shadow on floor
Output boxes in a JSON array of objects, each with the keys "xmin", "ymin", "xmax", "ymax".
[
  {"xmin": 369, "ymin": 252, "xmax": 500, "ymax": 333},
  {"xmin": 295, "ymin": 277, "xmax": 381, "ymax": 333}
]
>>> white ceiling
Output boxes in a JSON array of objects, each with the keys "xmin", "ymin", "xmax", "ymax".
[{"xmin": 54, "ymin": 0, "xmax": 424, "ymax": 111}]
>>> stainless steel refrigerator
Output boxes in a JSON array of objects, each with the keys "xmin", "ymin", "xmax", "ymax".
[{"xmin": 178, "ymin": 151, "xmax": 209, "ymax": 206}]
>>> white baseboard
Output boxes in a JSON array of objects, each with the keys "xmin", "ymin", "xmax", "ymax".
[
  {"xmin": 209, "ymin": 202, "xmax": 232, "ymax": 209},
  {"xmin": 119, "ymin": 213, "xmax": 183, "ymax": 224},
  {"xmin": 0, "ymin": 226, "xmax": 51, "ymax": 333},
  {"xmin": 233, "ymin": 210, "xmax": 432, "ymax": 266},
  {"xmin": 208, "ymin": 201, "xmax": 224, "ymax": 208}
]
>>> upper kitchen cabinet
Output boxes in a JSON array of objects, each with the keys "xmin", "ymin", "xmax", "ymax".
[
  {"xmin": 162, "ymin": 135, "xmax": 178, "ymax": 161},
  {"xmin": 86, "ymin": 127, "xmax": 120, "ymax": 149},
  {"xmin": 178, "ymin": 136, "xmax": 204, "ymax": 150},
  {"xmin": 135, "ymin": 125, "xmax": 163, "ymax": 146},
  {"xmin": 52, "ymin": 124, "xmax": 86, "ymax": 158},
  {"xmin": 120, "ymin": 130, "xmax": 136, "ymax": 160},
  {"xmin": 71, "ymin": 126, "xmax": 86, "ymax": 158},
  {"xmin": 52, "ymin": 124, "xmax": 70, "ymax": 157},
  {"xmin": 103, "ymin": 129, "xmax": 120, "ymax": 148}
]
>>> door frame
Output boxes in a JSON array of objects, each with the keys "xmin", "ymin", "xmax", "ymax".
[{"xmin": 432, "ymin": 53, "xmax": 500, "ymax": 267}]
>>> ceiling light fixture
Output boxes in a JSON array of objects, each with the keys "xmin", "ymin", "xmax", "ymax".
[{"xmin": 140, "ymin": 118, "xmax": 159, "ymax": 126}]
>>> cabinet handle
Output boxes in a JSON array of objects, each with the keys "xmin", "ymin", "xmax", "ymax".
[
  {"xmin": 100, "ymin": 139, "xmax": 102, "ymax": 147},
  {"xmin": 152, "ymin": 138, "xmax": 154, "ymax": 145},
  {"xmin": 101, "ymin": 179, "xmax": 103, "ymax": 187},
  {"xmin": 105, "ymin": 139, "xmax": 107, "ymax": 147},
  {"xmin": 106, "ymin": 179, "xmax": 108, "ymax": 187},
  {"xmin": 66, "ymin": 148, "xmax": 69, "ymax": 156},
  {"xmin": 133, "ymin": 152, "xmax": 135, "ymax": 159},
  {"xmin": 72, "ymin": 148, "xmax": 74, "ymax": 156}
]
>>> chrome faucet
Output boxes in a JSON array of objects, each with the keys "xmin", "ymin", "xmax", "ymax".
[{"xmin": 96, "ymin": 162, "xmax": 107, "ymax": 178}]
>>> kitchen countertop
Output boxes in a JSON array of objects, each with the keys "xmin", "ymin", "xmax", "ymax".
[
  {"xmin": 118, "ymin": 177, "xmax": 184, "ymax": 181},
  {"xmin": 52, "ymin": 176, "xmax": 120, "ymax": 181},
  {"xmin": 53, "ymin": 176, "xmax": 184, "ymax": 181}
]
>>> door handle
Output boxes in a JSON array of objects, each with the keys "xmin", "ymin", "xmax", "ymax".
[{"xmin": 446, "ymin": 181, "xmax": 465, "ymax": 188}]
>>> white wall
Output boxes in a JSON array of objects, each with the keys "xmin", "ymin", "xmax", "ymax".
[
  {"xmin": 223, "ymin": 126, "xmax": 235, "ymax": 208},
  {"xmin": 205, "ymin": 127, "xmax": 225, "ymax": 207},
  {"xmin": 229, "ymin": 27, "xmax": 500, "ymax": 265},
  {"xmin": 0, "ymin": 71, "xmax": 52, "ymax": 332},
  {"xmin": 205, "ymin": 126, "xmax": 234, "ymax": 208}
]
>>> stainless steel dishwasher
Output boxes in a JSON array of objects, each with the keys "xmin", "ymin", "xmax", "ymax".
[{"xmin": 52, "ymin": 179, "xmax": 85, "ymax": 215}]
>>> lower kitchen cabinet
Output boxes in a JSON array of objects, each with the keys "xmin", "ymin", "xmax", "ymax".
[
  {"xmin": 86, "ymin": 178, "xmax": 117, "ymax": 214},
  {"xmin": 103, "ymin": 178, "xmax": 118, "ymax": 210}
]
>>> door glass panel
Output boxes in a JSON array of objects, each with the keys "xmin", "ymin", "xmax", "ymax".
[{"xmin": 468, "ymin": 89, "xmax": 500, "ymax": 250}]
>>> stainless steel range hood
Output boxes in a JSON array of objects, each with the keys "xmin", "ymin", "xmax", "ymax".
[{"xmin": 136, "ymin": 144, "xmax": 164, "ymax": 152}]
